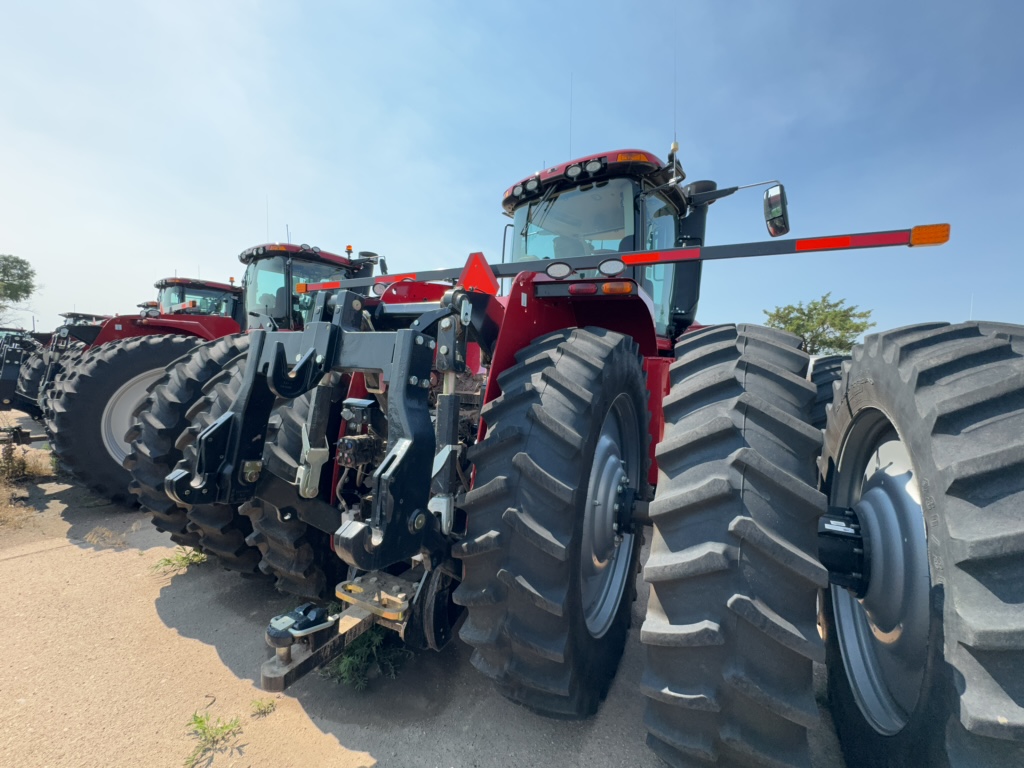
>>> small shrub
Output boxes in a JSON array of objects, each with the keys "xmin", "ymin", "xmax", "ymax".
[{"xmin": 0, "ymin": 441, "xmax": 28, "ymax": 481}]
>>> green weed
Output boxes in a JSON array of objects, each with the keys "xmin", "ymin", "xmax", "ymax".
[
  {"xmin": 184, "ymin": 711, "xmax": 241, "ymax": 768},
  {"xmin": 153, "ymin": 547, "xmax": 207, "ymax": 574},
  {"xmin": 321, "ymin": 625, "xmax": 413, "ymax": 690},
  {"xmin": 250, "ymin": 698, "xmax": 276, "ymax": 718}
]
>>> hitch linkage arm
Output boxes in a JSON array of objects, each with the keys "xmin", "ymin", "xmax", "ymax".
[
  {"xmin": 166, "ymin": 290, "xmax": 365, "ymax": 507},
  {"xmin": 166, "ymin": 289, "xmax": 454, "ymax": 572}
]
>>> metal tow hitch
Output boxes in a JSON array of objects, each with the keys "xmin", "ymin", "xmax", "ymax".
[
  {"xmin": 817, "ymin": 507, "xmax": 871, "ymax": 597},
  {"xmin": 260, "ymin": 570, "xmax": 425, "ymax": 693},
  {"xmin": 261, "ymin": 602, "xmax": 374, "ymax": 692}
]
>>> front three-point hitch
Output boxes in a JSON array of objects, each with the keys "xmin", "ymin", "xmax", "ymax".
[
  {"xmin": 261, "ymin": 566, "xmax": 459, "ymax": 691},
  {"xmin": 170, "ymin": 284, "xmax": 494, "ymax": 690}
]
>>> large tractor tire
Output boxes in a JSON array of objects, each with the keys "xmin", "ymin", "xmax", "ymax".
[
  {"xmin": 809, "ymin": 354, "xmax": 848, "ymax": 430},
  {"xmin": 243, "ymin": 391, "xmax": 346, "ymax": 599},
  {"xmin": 124, "ymin": 334, "xmax": 250, "ymax": 547},
  {"xmin": 38, "ymin": 343, "xmax": 89, "ymax": 427},
  {"xmin": 818, "ymin": 322, "xmax": 1024, "ymax": 767},
  {"xmin": 171, "ymin": 356, "xmax": 261, "ymax": 574},
  {"xmin": 453, "ymin": 327, "xmax": 648, "ymax": 718},
  {"xmin": 46, "ymin": 335, "xmax": 201, "ymax": 504},
  {"xmin": 14, "ymin": 350, "xmax": 46, "ymax": 418},
  {"xmin": 641, "ymin": 324, "xmax": 827, "ymax": 768}
]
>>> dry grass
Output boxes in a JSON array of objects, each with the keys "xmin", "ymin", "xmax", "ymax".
[
  {"xmin": 0, "ymin": 443, "xmax": 54, "ymax": 481},
  {"xmin": 0, "ymin": 482, "xmax": 31, "ymax": 528},
  {"xmin": 22, "ymin": 447, "xmax": 56, "ymax": 478},
  {"xmin": 0, "ymin": 440, "xmax": 48, "ymax": 528},
  {"xmin": 84, "ymin": 526, "xmax": 128, "ymax": 548}
]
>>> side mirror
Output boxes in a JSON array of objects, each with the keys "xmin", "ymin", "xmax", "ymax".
[{"xmin": 764, "ymin": 184, "xmax": 790, "ymax": 237}]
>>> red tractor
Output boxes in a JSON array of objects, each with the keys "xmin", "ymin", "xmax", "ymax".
[
  {"xmin": 12, "ymin": 274, "xmax": 244, "ymax": 423},
  {"xmin": 32, "ymin": 278, "xmax": 241, "ymax": 502},
  {"xmin": 124, "ymin": 243, "xmax": 381, "ymax": 566},
  {"xmin": 169, "ymin": 147, "xmax": 1022, "ymax": 768}
]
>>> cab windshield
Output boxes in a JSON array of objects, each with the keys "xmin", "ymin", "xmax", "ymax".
[
  {"xmin": 158, "ymin": 285, "xmax": 236, "ymax": 316},
  {"xmin": 510, "ymin": 178, "xmax": 637, "ymax": 262},
  {"xmin": 243, "ymin": 256, "xmax": 346, "ymax": 329}
]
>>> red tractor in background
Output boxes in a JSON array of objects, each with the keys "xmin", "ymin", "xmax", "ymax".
[
  {"xmin": 48, "ymin": 248, "xmax": 377, "ymax": 507},
  {"xmin": 123, "ymin": 243, "xmax": 382, "ymax": 568},
  {"xmin": 11, "ymin": 275, "xmax": 243, "ymax": 422},
  {"xmin": 168, "ymin": 146, "xmax": 1022, "ymax": 768},
  {"xmin": 36, "ymin": 276, "xmax": 239, "ymax": 505}
]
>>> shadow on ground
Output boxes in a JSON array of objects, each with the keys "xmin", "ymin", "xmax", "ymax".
[{"xmin": 153, "ymin": 561, "xmax": 667, "ymax": 768}]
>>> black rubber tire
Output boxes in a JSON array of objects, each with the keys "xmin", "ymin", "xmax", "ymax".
[
  {"xmin": 124, "ymin": 334, "xmax": 250, "ymax": 547},
  {"xmin": 243, "ymin": 392, "xmax": 345, "ymax": 599},
  {"xmin": 819, "ymin": 322, "xmax": 1024, "ymax": 767},
  {"xmin": 47, "ymin": 335, "xmax": 202, "ymax": 504},
  {"xmin": 14, "ymin": 350, "xmax": 46, "ymax": 418},
  {"xmin": 39, "ymin": 343, "xmax": 89, "ymax": 428},
  {"xmin": 453, "ymin": 327, "xmax": 648, "ymax": 718},
  {"xmin": 641, "ymin": 324, "xmax": 828, "ymax": 768},
  {"xmin": 809, "ymin": 354, "xmax": 848, "ymax": 430},
  {"xmin": 171, "ymin": 356, "xmax": 262, "ymax": 573}
]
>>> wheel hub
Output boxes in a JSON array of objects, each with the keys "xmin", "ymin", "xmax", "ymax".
[
  {"xmin": 101, "ymin": 368, "xmax": 165, "ymax": 465},
  {"xmin": 579, "ymin": 394, "xmax": 639, "ymax": 639},
  {"xmin": 831, "ymin": 431, "xmax": 931, "ymax": 735}
]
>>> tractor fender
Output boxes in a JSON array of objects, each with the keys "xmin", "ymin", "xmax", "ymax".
[
  {"xmin": 482, "ymin": 271, "xmax": 661, "ymax": 485},
  {"xmin": 89, "ymin": 315, "xmax": 241, "ymax": 346}
]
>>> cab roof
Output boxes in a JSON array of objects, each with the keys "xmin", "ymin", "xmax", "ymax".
[
  {"xmin": 154, "ymin": 277, "xmax": 240, "ymax": 293},
  {"xmin": 502, "ymin": 149, "xmax": 682, "ymax": 215},
  {"xmin": 237, "ymin": 242, "xmax": 355, "ymax": 268}
]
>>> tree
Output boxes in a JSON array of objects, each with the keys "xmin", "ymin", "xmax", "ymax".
[
  {"xmin": 763, "ymin": 292, "xmax": 875, "ymax": 355},
  {"xmin": 0, "ymin": 254, "xmax": 37, "ymax": 323}
]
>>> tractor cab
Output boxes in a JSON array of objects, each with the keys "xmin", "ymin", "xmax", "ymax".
[
  {"xmin": 503, "ymin": 147, "xmax": 789, "ymax": 339},
  {"xmin": 154, "ymin": 278, "xmax": 242, "ymax": 322},
  {"xmin": 238, "ymin": 243, "xmax": 375, "ymax": 331}
]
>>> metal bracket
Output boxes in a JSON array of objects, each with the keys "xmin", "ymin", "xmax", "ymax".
[
  {"xmin": 296, "ymin": 423, "xmax": 329, "ymax": 498},
  {"xmin": 336, "ymin": 571, "xmax": 416, "ymax": 623},
  {"xmin": 295, "ymin": 372, "xmax": 336, "ymax": 498},
  {"xmin": 427, "ymin": 494, "xmax": 455, "ymax": 536}
]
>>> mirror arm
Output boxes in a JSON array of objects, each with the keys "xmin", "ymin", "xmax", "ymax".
[{"xmin": 687, "ymin": 186, "xmax": 740, "ymax": 206}]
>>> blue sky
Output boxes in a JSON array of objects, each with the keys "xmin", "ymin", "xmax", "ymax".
[{"xmin": 2, "ymin": 0, "xmax": 1022, "ymax": 333}]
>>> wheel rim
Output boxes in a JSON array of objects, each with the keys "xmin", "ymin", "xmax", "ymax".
[
  {"xmin": 831, "ymin": 409, "xmax": 931, "ymax": 736},
  {"xmin": 100, "ymin": 369, "xmax": 164, "ymax": 465},
  {"xmin": 580, "ymin": 392, "xmax": 640, "ymax": 638}
]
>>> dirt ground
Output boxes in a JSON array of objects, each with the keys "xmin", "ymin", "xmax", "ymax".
[{"xmin": 0, "ymin": 418, "xmax": 847, "ymax": 768}]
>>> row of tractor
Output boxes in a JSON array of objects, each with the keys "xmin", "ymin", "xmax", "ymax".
[{"xmin": 4, "ymin": 145, "xmax": 1021, "ymax": 767}]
